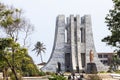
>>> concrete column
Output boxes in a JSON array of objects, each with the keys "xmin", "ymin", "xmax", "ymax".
[
  {"xmin": 70, "ymin": 15, "xmax": 77, "ymax": 71},
  {"xmin": 84, "ymin": 15, "xmax": 108, "ymax": 72},
  {"xmin": 76, "ymin": 15, "xmax": 82, "ymax": 70},
  {"xmin": 41, "ymin": 15, "xmax": 66, "ymax": 72},
  {"xmin": 66, "ymin": 17, "xmax": 71, "ymax": 44}
]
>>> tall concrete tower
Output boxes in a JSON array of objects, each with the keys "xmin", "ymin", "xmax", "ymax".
[{"xmin": 41, "ymin": 15, "xmax": 108, "ymax": 72}]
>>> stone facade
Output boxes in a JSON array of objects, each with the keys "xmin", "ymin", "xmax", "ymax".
[{"xmin": 41, "ymin": 15, "xmax": 108, "ymax": 72}]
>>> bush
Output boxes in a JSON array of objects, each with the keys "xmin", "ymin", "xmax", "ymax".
[
  {"xmin": 115, "ymin": 70, "xmax": 120, "ymax": 74},
  {"xmin": 46, "ymin": 72, "xmax": 52, "ymax": 75},
  {"xmin": 10, "ymin": 73, "xmax": 22, "ymax": 80},
  {"xmin": 48, "ymin": 74, "xmax": 67, "ymax": 80},
  {"xmin": 48, "ymin": 77, "xmax": 57, "ymax": 80},
  {"xmin": 39, "ymin": 71, "xmax": 46, "ymax": 76},
  {"xmin": 99, "ymin": 71, "xmax": 106, "ymax": 73}
]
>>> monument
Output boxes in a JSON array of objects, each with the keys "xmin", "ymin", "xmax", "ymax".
[
  {"xmin": 87, "ymin": 50, "xmax": 97, "ymax": 73},
  {"xmin": 41, "ymin": 15, "xmax": 108, "ymax": 73}
]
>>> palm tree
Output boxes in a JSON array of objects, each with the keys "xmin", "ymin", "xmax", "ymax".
[{"xmin": 32, "ymin": 41, "xmax": 46, "ymax": 63}]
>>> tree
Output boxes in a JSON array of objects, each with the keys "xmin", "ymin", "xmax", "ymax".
[
  {"xmin": 111, "ymin": 54, "xmax": 120, "ymax": 70},
  {"xmin": 0, "ymin": 57, "xmax": 9, "ymax": 80},
  {"xmin": 0, "ymin": 38, "xmax": 22, "ymax": 80},
  {"xmin": 0, "ymin": 3, "xmax": 34, "ymax": 47},
  {"xmin": 0, "ymin": 3, "xmax": 37, "ymax": 79},
  {"xmin": 102, "ymin": 0, "xmax": 120, "ymax": 54},
  {"xmin": 0, "ymin": 38, "xmax": 40, "ymax": 79},
  {"xmin": 32, "ymin": 41, "xmax": 46, "ymax": 63},
  {"xmin": 20, "ymin": 53, "xmax": 40, "ymax": 76},
  {"xmin": 102, "ymin": 0, "xmax": 120, "ymax": 70}
]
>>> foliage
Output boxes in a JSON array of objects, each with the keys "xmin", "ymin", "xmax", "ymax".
[
  {"xmin": 49, "ymin": 74, "xmax": 67, "ymax": 80},
  {"xmin": 0, "ymin": 38, "xmax": 40, "ymax": 79},
  {"xmin": 88, "ymin": 74, "xmax": 102, "ymax": 80},
  {"xmin": 0, "ymin": 2, "xmax": 38, "ymax": 79},
  {"xmin": 39, "ymin": 71, "xmax": 46, "ymax": 76},
  {"xmin": 99, "ymin": 71, "xmax": 106, "ymax": 73},
  {"xmin": 20, "ymin": 55, "xmax": 40, "ymax": 76},
  {"xmin": 111, "ymin": 54, "xmax": 120, "ymax": 71},
  {"xmin": 102, "ymin": 0, "xmax": 120, "ymax": 71},
  {"xmin": 102, "ymin": 0, "xmax": 120, "ymax": 53},
  {"xmin": 46, "ymin": 72, "xmax": 53, "ymax": 75},
  {"xmin": 0, "ymin": 3, "xmax": 34, "ymax": 47},
  {"xmin": 114, "ymin": 70, "xmax": 120, "ymax": 74},
  {"xmin": 32, "ymin": 41, "xmax": 46, "ymax": 63},
  {"xmin": 0, "ymin": 38, "xmax": 25, "ymax": 79},
  {"xmin": 10, "ymin": 72, "xmax": 22, "ymax": 80}
]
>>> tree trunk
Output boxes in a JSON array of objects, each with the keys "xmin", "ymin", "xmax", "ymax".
[
  {"xmin": 40, "ymin": 53, "xmax": 43, "ymax": 63},
  {"xmin": 3, "ymin": 67, "xmax": 8, "ymax": 80},
  {"xmin": 11, "ymin": 67, "xmax": 19, "ymax": 80},
  {"xmin": 4, "ymin": 57, "xmax": 19, "ymax": 80}
]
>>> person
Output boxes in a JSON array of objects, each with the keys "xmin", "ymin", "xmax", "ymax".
[
  {"xmin": 71, "ymin": 72, "xmax": 75, "ymax": 80},
  {"xmin": 68, "ymin": 75, "xmax": 71, "ymax": 80},
  {"xmin": 57, "ymin": 62, "xmax": 61, "ymax": 73}
]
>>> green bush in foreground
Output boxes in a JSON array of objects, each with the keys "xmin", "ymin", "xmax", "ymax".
[
  {"xmin": 99, "ymin": 71, "xmax": 106, "ymax": 73},
  {"xmin": 39, "ymin": 71, "xmax": 46, "ymax": 76},
  {"xmin": 48, "ymin": 73, "xmax": 67, "ymax": 80},
  {"xmin": 115, "ymin": 70, "xmax": 120, "ymax": 74}
]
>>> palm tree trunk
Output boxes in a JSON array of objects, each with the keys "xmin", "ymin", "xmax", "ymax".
[{"xmin": 40, "ymin": 53, "xmax": 43, "ymax": 63}]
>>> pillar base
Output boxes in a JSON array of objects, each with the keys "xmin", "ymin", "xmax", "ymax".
[{"xmin": 86, "ymin": 63, "xmax": 97, "ymax": 74}]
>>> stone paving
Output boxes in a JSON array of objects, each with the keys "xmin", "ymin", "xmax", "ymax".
[
  {"xmin": 1, "ymin": 73, "xmax": 120, "ymax": 80},
  {"xmin": 84, "ymin": 73, "xmax": 120, "ymax": 80}
]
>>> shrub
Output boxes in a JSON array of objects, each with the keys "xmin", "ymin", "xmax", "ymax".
[
  {"xmin": 10, "ymin": 73, "xmax": 22, "ymax": 80},
  {"xmin": 39, "ymin": 71, "xmax": 46, "ymax": 76},
  {"xmin": 46, "ymin": 72, "xmax": 52, "ymax": 75},
  {"xmin": 48, "ymin": 77, "xmax": 57, "ymax": 80},
  {"xmin": 115, "ymin": 70, "xmax": 120, "ymax": 74},
  {"xmin": 99, "ymin": 71, "xmax": 106, "ymax": 73},
  {"xmin": 49, "ymin": 74, "xmax": 67, "ymax": 80}
]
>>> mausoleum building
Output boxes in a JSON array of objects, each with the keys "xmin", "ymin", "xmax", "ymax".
[{"xmin": 41, "ymin": 15, "xmax": 108, "ymax": 72}]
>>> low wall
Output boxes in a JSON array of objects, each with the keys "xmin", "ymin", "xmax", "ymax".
[
  {"xmin": 22, "ymin": 76, "xmax": 49, "ymax": 80},
  {"xmin": 0, "ymin": 73, "xmax": 49, "ymax": 80},
  {"xmin": 0, "ymin": 77, "xmax": 48, "ymax": 80},
  {"xmin": 0, "ymin": 73, "xmax": 3, "ymax": 77}
]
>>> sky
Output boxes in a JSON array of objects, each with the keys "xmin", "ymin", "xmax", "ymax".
[{"xmin": 1, "ymin": 0, "xmax": 114, "ymax": 64}]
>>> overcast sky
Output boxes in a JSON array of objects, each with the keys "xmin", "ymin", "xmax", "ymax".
[{"xmin": 1, "ymin": 0, "xmax": 114, "ymax": 64}]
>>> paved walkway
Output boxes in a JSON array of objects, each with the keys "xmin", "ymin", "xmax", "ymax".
[
  {"xmin": 84, "ymin": 73, "xmax": 120, "ymax": 80},
  {"xmin": 1, "ymin": 73, "xmax": 119, "ymax": 80}
]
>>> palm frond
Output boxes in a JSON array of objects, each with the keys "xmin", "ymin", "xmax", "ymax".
[{"xmin": 32, "ymin": 41, "xmax": 46, "ymax": 62}]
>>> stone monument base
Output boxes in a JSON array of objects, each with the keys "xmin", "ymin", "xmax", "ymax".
[{"xmin": 87, "ymin": 63, "xmax": 97, "ymax": 74}]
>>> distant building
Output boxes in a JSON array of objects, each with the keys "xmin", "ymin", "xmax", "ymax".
[{"xmin": 97, "ymin": 53, "xmax": 114, "ymax": 66}]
